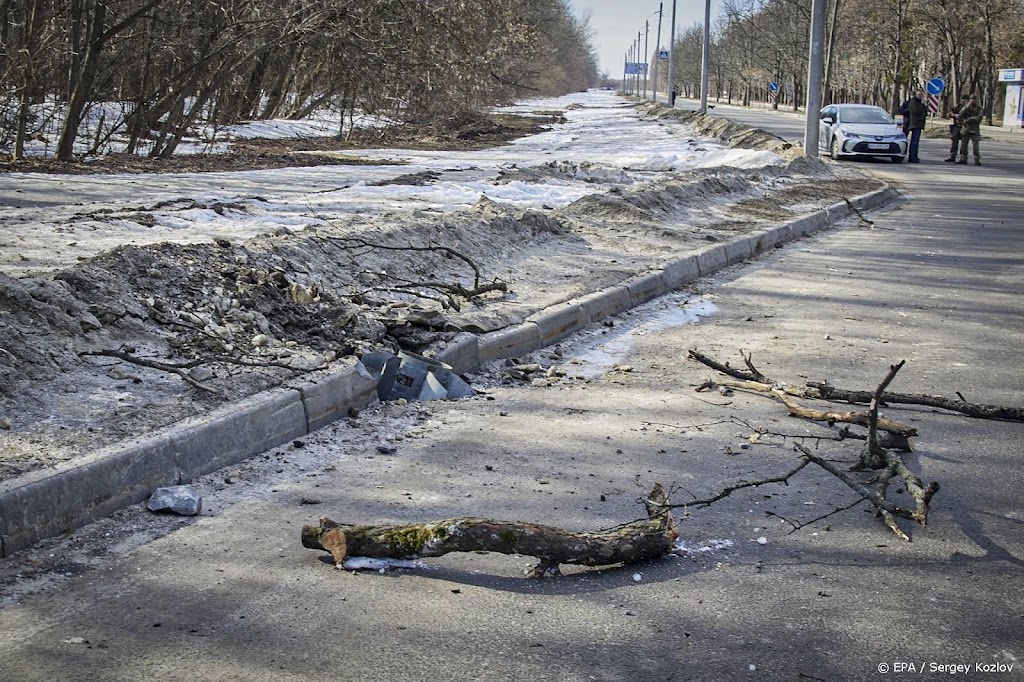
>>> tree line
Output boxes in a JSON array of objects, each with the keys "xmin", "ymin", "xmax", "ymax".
[
  {"xmin": 661, "ymin": 0, "xmax": 1024, "ymax": 122},
  {"xmin": 1, "ymin": 0, "xmax": 599, "ymax": 160}
]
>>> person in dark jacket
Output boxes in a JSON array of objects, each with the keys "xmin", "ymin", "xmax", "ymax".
[
  {"xmin": 946, "ymin": 94, "xmax": 971, "ymax": 162},
  {"xmin": 956, "ymin": 95, "xmax": 982, "ymax": 165},
  {"xmin": 906, "ymin": 90, "xmax": 928, "ymax": 163}
]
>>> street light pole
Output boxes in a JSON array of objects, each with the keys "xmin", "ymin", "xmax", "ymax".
[
  {"xmin": 699, "ymin": 0, "xmax": 711, "ymax": 113},
  {"xmin": 630, "ymin": 31, "xmax": 638, "ymax": 94},
  {"xmin": 629, "ymin": 47, "xmax": 635, "ymax": 94},
  {"xmin": 804, "ymin": 0, "xmax": 826, "ymax": 156},
  {"xmin": 652, "ymin": 3, "xmax": 663, "ymax": 103},
  {"xmin": 666, "ymin": 0, "xmax": 677, "ymax": 106},
  {"xmin": 643, "ymin": 20, "xmax": 650, "ymax": 99}
]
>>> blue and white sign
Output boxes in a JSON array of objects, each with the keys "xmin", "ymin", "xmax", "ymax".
[
  {"xmin": 926, "ymin": 77, "xmax": 945, "ymax": 95},
  {"xmin": 659, "ymin": 50, "xmax": 669, "ymax": 60},
  {"xmin": 998, "ymin": 68, "xmax": 1024, "ymax": 82},
  {"xmin": 624, "ymin": 62, "xmax": 648, "ymax": 75},
  {"xmin": 768, "ymin": 82, "xmax": 779, "ymax": 92}
]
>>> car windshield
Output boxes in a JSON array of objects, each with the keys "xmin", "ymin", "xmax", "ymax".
[{"xmin": 841, "ymin": 108, "xmax": 893, "ymax": 124}]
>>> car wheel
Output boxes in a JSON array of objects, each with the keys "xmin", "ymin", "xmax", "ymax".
[
  {"xmin": 890, "ymin": 155, "xmax": 904, "ymax": 163},
  {"xmin": 830, "ymin": 137, "xmax": 840, "ymax": 160}
]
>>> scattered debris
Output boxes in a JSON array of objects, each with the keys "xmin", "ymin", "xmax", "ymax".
[
  {"xmin": 686, "ymin": 351, "xmax": 944, "ymax": 540},
  {"xmin": 359, "ymin": 350, "xmax": 474, "ymax": 402},
  {"xmin": 146, "ymin": 486, "xmax": 203, "ymax": 516}
]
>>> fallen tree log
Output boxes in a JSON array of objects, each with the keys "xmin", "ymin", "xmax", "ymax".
[{"xmin": 302, "ymin": 484, "xmax": 678, "ymax": 577}]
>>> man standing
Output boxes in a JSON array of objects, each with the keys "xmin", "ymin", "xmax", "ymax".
[
  {"xmin": 956, "ymin": 95, "xmax": 982, "ymax": 165},
  {"xmin": 907, "ymin": 89, "xmax": 928, "ymax": 163},
  {"xmin": 946, "ymin": 94, "xmax": 970, "ymax": 162}
]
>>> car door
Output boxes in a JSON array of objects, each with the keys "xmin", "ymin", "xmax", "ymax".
[{"xmin": 819, "ymin": 106, "xmax": 837, "ymax": 151}]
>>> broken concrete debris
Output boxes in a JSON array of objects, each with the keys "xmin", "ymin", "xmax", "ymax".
[
  {"xmin": 146, "ymin": 486, "xmax": 203, "ymax": 516},
  {"xmin": 359, "ymin": 350, "xmax": 474, "ymax": 402}
]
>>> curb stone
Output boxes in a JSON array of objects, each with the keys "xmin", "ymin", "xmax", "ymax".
[
  {"xmin": 528, "ymin": 302, "xmax": 590, "ymax": 346},
  {"xmin": 434, "ymin": 332, "xmax": 482, "ymax": 376},
  {"xmin": 295, "ymin": 361, "xmax": 378, "ymax": 432},
  {"xmin": 0, "ymin": 185, "xmax": 896, "ymax": 557},
  {"xmin": 724, "ymin": 236, "xmax": 755, "ymax": 265},
  {"xmin": 661, "ymin": 255, "xmax": 700, "ymax": 290},
  {"xmin": 477, "ymin": 322, "xmax": 543, "ymax": 364},
  {"xmin": 625, "ymin": 273, "xmax": 671, "ymax": 307},
  {"xmin": 695, "ymin": 243, "xmax": 729, "ymax": 276},
  {"xmin": 576, "ymin": 286, "xmax": 633, "ymax": 322}
]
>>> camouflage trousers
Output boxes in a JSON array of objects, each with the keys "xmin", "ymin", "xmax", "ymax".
[{"xmin": 958, "ymin": 131, "xmax": 980, "ymax": 162}]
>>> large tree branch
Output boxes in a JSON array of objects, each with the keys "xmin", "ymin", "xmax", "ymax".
[
  {"xmin": 691, "ymin": 348, "xmax": 1022, "ymax": 423},
  {"xmin": 303, "ymin": 484, "xmax": 678, "ymax": 577},
  {"xmin": 807, "ymin": 381, "xmax": 1024, "ymax": 421}
]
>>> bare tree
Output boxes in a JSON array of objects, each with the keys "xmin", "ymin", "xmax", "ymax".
[{"xmin": 2, "ymin": 0, "xmax": 599, "ymax": 160}]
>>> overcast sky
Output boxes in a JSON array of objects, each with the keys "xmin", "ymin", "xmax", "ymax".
[{"xmin": 571, "ymin": 0, "xmax": 709, "ymax": 77}]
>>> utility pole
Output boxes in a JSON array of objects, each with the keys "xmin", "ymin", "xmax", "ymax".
[
  {"xmin": 699, "ymin": 0, "xmax": 711, "ymax": 113},
  {"xmin": 643, "ymin": 20, "xmax": 650, "ymax": 99},
  {"xmin": 667, "ymin": 0, "xmax": 677, "ymax": 106},
  {"xmin": 652, "ymin": 3, "xmax": 663, "ymax": 103},
  {"xmin": 804, "ymin": 0, "xmax": 826, "ymax": 156},
  {"xmin": 630, "ymin": 31, "xmax": 638, "ymax": 94},
  {"xmin": 622, "ymin": 43, "xmax": 630, "ymax": 93}
]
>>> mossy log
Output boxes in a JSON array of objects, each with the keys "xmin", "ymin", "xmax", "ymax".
[{"xmin": 302, "ymin": 484, "xmax": 678, "ymax": 577}]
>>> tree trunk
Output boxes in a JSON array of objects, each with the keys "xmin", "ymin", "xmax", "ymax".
[
  {"xmin": 13, "ymin": 0, "xmax": 45, "ymax": 160},
  {"xmin": 982, "ymin": 0, "xmax": 996, "ymax": 125},
  {"xmin": 823, "ymin": 0, "xmax": 841, "ymax": 106},
  {"xmin": 302, "ymin": 484, "xmax": 678, "ymax": 577},
  {"xmin": 56, "ymin": 0, "xmax": 106, "ymax": 160}
]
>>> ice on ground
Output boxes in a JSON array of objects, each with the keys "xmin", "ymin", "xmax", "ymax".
[
  {"xmin": 340, "ymin": 557, "xmax": 428, "ymax": 572},
  {"xmin": 565, "ymin": 296, "xmax": 719, "ymax": 378},
  {"xmin": 672, "ymin": 538, "xmax": 735, "ymax": 555}
]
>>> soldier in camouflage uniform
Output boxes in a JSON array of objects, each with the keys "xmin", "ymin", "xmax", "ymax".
[
  {"xmin": 956, "ymin": 95, "xmax": 982, "ymax": 166},
  {"xmin": 945, "ymin": 94, "xmax": 971, "ymax": 162}
]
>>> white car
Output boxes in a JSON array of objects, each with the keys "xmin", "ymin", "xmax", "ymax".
[{"xmin": 819, "ymin": 104, "xmax": 908, "ymax": 163}]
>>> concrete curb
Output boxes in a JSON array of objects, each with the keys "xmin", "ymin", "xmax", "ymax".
[{"xmin": 0, "ymin": 185, "xmax": 896, "ymax": 557}]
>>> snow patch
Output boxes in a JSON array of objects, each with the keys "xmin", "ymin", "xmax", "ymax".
[{"xmin": 672, "ymin": 538, "xmax": 734, "ymax": 556}]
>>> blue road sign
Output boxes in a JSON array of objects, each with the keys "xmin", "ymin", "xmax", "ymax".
[
  {"xmin": 768, "ymin": 82, "xmax": 779, "ymax": 92},
  {"xmin": 927, "ymin": 77, "xmax": 945, "ymax": 95},
  {"xmin": 659, "ymin": 50, "xmax": 669, "ymax": 60}
]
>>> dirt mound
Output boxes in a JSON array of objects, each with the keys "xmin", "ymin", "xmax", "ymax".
[
  {"xmin": 0, "ymin": 102, "xmax": 885, "ymax": 481},
  {"xmin": 496, "ymin": 161, "xmax": 632, "ymax": 185},
  {"xmin": 638, "ymin": 101, "xmax": 800, "ymax": 158}
]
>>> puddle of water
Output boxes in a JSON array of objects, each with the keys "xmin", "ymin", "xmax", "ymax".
[{"xmin": 564, "ymin": 296, "xmax": 718, "ymax": 378}]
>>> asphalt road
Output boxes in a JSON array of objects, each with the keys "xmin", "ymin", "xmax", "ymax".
[{"xmin": 1, "ymin": 107, "xmax": 1022, "ymax": 681}]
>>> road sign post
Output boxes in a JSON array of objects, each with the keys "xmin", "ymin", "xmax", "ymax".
[{"xmin": 927, "ymin": 77, "xmax": 945, "ymax": 113}]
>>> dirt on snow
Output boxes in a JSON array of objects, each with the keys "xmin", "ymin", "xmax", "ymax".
[{"xmin": 0, "ymin": 102, "xmax": 883, "ymax": 482}]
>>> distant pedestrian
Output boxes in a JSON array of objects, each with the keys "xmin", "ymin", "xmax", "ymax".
[
  {"xmin": 671, "ymin": 88, "xmax": 677, "ymax": 106},
  {"xmin": 956, "ymin": 95, "xmax": 982, "ymax": 165},
  {"xmin": 906, "ymin": 89, "xmax": 927, "ymax": 163},
  {"xmin": 946, "ymin": 94, "xmax": 970, "ymax": 162}
]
